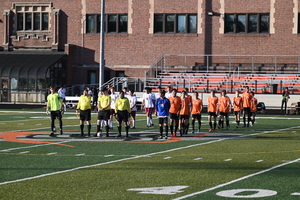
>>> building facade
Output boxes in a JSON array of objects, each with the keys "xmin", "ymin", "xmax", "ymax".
[{"xmin": 1, "ymin": 0, "xmax": 300, "ymax": 99}]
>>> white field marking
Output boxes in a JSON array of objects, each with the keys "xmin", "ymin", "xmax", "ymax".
[
  {"xmin": 0, "ymin": 141, "xmax": 72, "ymax": 152},
  {"xmin": 164, "ymin": 157, "xmax": 172, "ymax": 159},
  {"xmin": 256, "ymin": 160, "xmax": 264, "ymax": 163},
  {"xmin": 194, "ymin": 158, "xmax": 203, "ymax": 161},
  {"xmin": 47, "ymin": 152, "xmax": 57, "ymax": 155},
  {"xmin": 224, "ymin": 159, "xmax": 232, "ymax": 161},
  {"xmin": 75, "ymin": 153, "xmax": 85, "ymax": 156},
  {"xmin": 17, "ymin": 123, "xmax": 24, "ymax": 125},
  {"xmin": 291, "ymin": 193, "xmax": 300, "ymax": 195},
  {"xmin": 0, "ymin": 139, "xmax": 224, "ymax": 186},
  {"xmin": 104, "ymin": 155, "xmax": 114, "ymax": 157},
  {"xmin": 172, "ymin": 157, "xmax": 300, "ymax": 200},
  {"xmin": 19, "ymin": 151, "xmax": 29, "ymax": 154}
]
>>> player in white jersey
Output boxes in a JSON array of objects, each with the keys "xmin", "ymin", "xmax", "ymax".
[
  {"xmin": 109, "ymin": 87, "xmax": 119, "ymax": 129},
  {"xmin": 142, "ymin": 87, "xmax": 156, "ymax": 127},
  {"xmin": 128, "ymin": 89, "xmax": 137, "ymax": 128}
]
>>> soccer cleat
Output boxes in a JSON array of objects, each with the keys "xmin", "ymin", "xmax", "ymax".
[
  {"xmin": 116, "ymin": 134, "xmax": 122, "ymax": 138},
  {"xmin": 197, "ymin": 129, "xmax": 201, "ymax": 133},
  {"xmin": 60, "ymin": 130, "xmax": 63, "ymax": 135},
  {"xmin": 164, "ymin": 136, "xmax": 168, "ymax": 139},
  {"xmin": 158, "ymin": 136, "xmax": 163, "ymax": 139},
  {"xmin": 131, "ymin": 127, "xmax": 136, "ymax": 129},
  {"xmin": 191, "ymin": 130, "xmax": 195, "ymax": 134},
  {"xmin": 209, "ymin": 128, "xmax": 213, "ymax": 132},
  {"xmin": 49, "ymin": 132, "xmax": 55, "ymax": 137}
]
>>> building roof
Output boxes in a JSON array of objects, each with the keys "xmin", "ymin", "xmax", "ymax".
[{"xmin": 0, "ymin": 52, "xmax": 66, "ymax": 78}]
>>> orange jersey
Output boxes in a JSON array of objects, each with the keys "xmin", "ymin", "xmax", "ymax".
[
  {"xmin": 180, "ymin": 97, "xmax": 191, "ymax": 115},
  {"xmin": 250, "ymin": 97, "xmax": 258, "ymax": 112},
  {"xmin": 242, "ymin": 92, "xmax": 253, "ymax": 108},
  {"xmin": 168, "ymin": 96, "xmax": 181, "ymax": 114},
  {"xmin": 219, "ymin": 96, "xmax": 231, "ymax": 113},
  {"xmin": 191, "ymin": 98, "xmax": 203, "ymax": 115},
  {"xmin": 233, "ymin": 96, "xmax": 243, "ymax": 111},
  {"xmin": 207, "ymin": 96, "xmax": 218, "ymax": 113}
]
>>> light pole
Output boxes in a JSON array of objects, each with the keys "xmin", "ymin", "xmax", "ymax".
[{"xmin": 99, "ymin": 0, "xmax": 105, "ymax": 89}]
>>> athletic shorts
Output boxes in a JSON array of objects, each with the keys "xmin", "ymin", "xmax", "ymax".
[
  {"xmin": 234, "ymin": 111, "xmax": 242, "ymax": 115},
  {"xmin": 169, "ymin": 113, "xmax": 179, "ymax": 120},
  {"xmin": 116, "ymin": 110, "xmax": 129, "ymax": 123},
  {"xmin": 250, "ymin": 112, "xmax": 256, "ymax": 117},
  {"xmin": 98, "ymin": 110, "xmax": 110, "ymax": 121},
  {"xmin": 110, "ymin": 109, "xmax": 116, "ymax": 115},
  {"xmin": 192, "ymin": 114, "xmax": 202, "ymax": 120},
  {"xmin": 180, "ymin": 115, "xmax": 189, "ymax": 120},
  {"xmin": 145, "ymin": 107, "xmax": 155, "ymax": 114},
  {"xmin": 80, "ymin": 109, "xmax": 91, "ymax": 121},
  {"xmin": 130, "ymin": 111, "xmax": 136, "ymax": 118},
  {"xmin": 158, "ymin": 117, "xmax": 168, "ymax": 125},
  {"xmin": 208, "ymin": 112, "xmax": 217, "ymax": 117},
  {"xmin": 220, "ymin": 112, "xmax": 230, "ymax": 117},
  {"xmin": 243, "ymin": 107, "xmax": 251, "ymax": 114},
  {"xmin": 50, "ymin": 110, "xmax": 62, "ymax": 120}
]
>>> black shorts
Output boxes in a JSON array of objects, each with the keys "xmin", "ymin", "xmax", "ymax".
[
  {"xmin": 220, "ymin": 112, "xmax": 230, "ymax": 117},
  {"xmin": 243, "ymin": 107, "xmax": 251, "ymax": 114},
  {"xmin": 80, "ymin": 109, "xmax": 91, "ymax": 121},
  {"xmin": 158, "ymin": 117, "xmax": 168, "ymax": 125},
  {"xmin": 50, "ymin": 110, "xmax": 62, "ymax": 120},
  {"xmin": 116, "ymin": 110, "xmax": 129, "ymax": 123},
  {"xmin": 98, "ymin": 110, "xmax": 110, "ymax": 121},
  {"xmin": 192, "ymin": 114, "xmax": 202, "ymax": 120},
  {"xmin": 180, "ymin": 115, "xmax": 189, "ymax": 120},
  {"xmin": 169, "ymin": 113, "xmax": 179, "ymax": 120},
  {"xmin": 234, "ymin": 111, "xmax": 242, "ymax": 115},
  {"xmin": 208, "ymin": 112, "xmax": 217, "ymax": 117}
]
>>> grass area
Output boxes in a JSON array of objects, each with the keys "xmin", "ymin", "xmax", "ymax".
[{"xmin": 1, "ymin": 110, "xmax": 300, "ymax": 199}]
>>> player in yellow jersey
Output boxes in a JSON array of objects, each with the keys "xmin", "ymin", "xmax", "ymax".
[
  {"xmin": 232, "ymin": 90, "xmax": 243, "ymax": 128},
  {"xmin": 191, "ymin": 92, "xmax": 203, "ymax": 133},
  {"xmin": 115, "ymin": 91, "xmax": 132, "ymax": 139},
  {"xmin": 76, "ymin": 89, "xmax": 92, "ymax": 137},
  {"xmin": 95, "ymin": 88, "xmax": 111, "ymax": 137},
  {"xmin": 46, "ymin": 86, "xmax": 64, "ymax": 137}
]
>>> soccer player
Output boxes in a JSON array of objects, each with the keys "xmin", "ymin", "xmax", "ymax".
[
  {"xmin": 191, "ymin": 92, "xmax": 203, "ymax": 133},
  {"xmin": 250, "ymin": 92, "xmax": 258, "ymax": 126},
  {"xmin": 165, "ymin": 85, "xmax": 173, "ymax": 98},
  {"xmin": 179, "ymin": 90, "xmax": 192, "ymax": 136},
  {"xmin": 58, "ymin": 86, "xmax": 66, "ymax": 111},
  {"xmin": 168, "ymin": 89, "xmax": 181, "ymax": 137},
  {"xmin": 232, "ymin": 90, "xmax": 243, "ymax": 128},
  {"xmin": 95, "ymin": 88, "xmax": 111, "ymax": 137},
  {"xmin": 76, "ymin": 89, "xmax": 92, "ymax": 137},
  {"xmin": 207, "ymin": 90, "xmax": 218, "ymax": 132},
  {"xmin": 155, "ymin": 90, "xmax": 171, "ymax": 139},
  {"xmin": 142, "ymin": 87, "xmax": 156, "ymax": 127},
  {"xmin": 128, "ymin": 89, "xmax": 137, "ymax": 129},
  {"xmin": 46, "ymin": 86, "xmax": 64, "ymax": 136},
  {"xmin": 218, "ymin": 90, "xmax": 231, "ymax": 130},
  {"xmin": 109, "ymin": 87, "xmax": 119, "ymax": 129},
  {"xmin": 115, "ymin": 91, "xmax": 131, "ymax": 138},
  {"xmin": 241, "ymin": 86, "xmax": 253, "ymax": 127}
]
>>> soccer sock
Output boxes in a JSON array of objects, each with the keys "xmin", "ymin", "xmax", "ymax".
[
  {"xmin": 218, "ymin": 120, "xmax": 221, "ymax": 126},
  {"xmin": 198, "ymin": 120, "xmax": 201, "ymax": 129},
  {"xmin": 170, "ymin": 125, "xmax": 174, "ymax": 134},
  {"xmin": 118, "ymin": 126, "xmax": 121, "ymax": 135},
  {"xmin": 252, "ymin": 118, "xmax": 255, "ymax": 124},
  {"xmin": 185, "ymin": 123, "xmax": 189, "ymax": 134},
  {"xmin": 80, "ymin": 124, "xmax": 84, "ymax": 134},
  {"xmin": 165, "ymin": 125, "xmax": 168, "ymax": 136},
  {"xmin": 108, "ymin": 119, "xmax": 111, "ymax": 127},
  {"xmin": 209, "ymin": 122, "xmax": 212, "ymax": 128},
  {"xmin": 226, "ymin": 120, "xmax": 229, "ymax": 127},
  {"xmin": 160, "ymin": 126, "xmax": 163, "ymax": 136},
  {"xmin": 51, "ymin": 120, "xmax": 55, "ymax": 132},
  {"xmin": 221, "ymin": 120, "xmax": 224, "ymax": 128},
  {"xmin": 59, "ymin": 119, "xmax": 63, "ymax": 130},
  {"xmin": 105, "ymin": 125, "xmax": 109, "ymax": 136},
  {"xmin": 97, "ymin": 124, "xmax": 101, "ymax": 132},
  {"xmin": 243, "ymin": 116, "xmax": 246, "ymax": 124},
  {"xmin": 125, "ymin": 125, "xmax": 129, "ymax": 137},
  {"xmin": 87, "ymin": 124, "xmax": 91, "ymax": 135},
  {"xmin": 175, "ymin": 125, "xmax": 178, "ymax": 133},
  {"xmin": 133, "ymin": 120, "xmax": 136, "ymax": 127},
  {"xmin": 147, "ymin": 117, "xmax": 150, "ymax": 126},
  {"xmin": 213, "ymin": 122, "xmax": 216, "ymax": 129},
  {"xmin": 192, "ymin": 119, "xmax": 195, "ymax": 130}
]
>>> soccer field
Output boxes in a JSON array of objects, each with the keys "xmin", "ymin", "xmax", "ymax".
[{"xmin": 0, "ymin": 110, "xmax": 300, "ymax": 200}]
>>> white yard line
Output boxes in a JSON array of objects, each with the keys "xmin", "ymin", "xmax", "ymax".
[{"xmin": 173, "ymin": 157, "xmax": 300, "ymax": 200}]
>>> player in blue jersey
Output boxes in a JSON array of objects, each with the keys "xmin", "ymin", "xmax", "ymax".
[{"xmin": 155, "ymin": 89, "xmax": 170, "ymax": 139}]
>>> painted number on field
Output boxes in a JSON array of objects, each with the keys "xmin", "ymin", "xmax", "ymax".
[
  {"xmin": 127, "ymin": 186, "xmax": 189, "ymax": 195},
  {"xmin": 216, "ymin": 189, "xmax": 277, "ymax": 198}
]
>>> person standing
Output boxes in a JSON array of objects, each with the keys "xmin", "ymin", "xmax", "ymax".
[
  {"xmin": 95, "ymin": 88, "xmax": 111, "ymax": 137},
  {"xmin": 281, "ymin": 87, "xmax": 290, "ymax": 114},
  {"xmin": 191, "ymin": 92, "xmax": 203, "ymax": 133},
  {"xmin": 168, "ymin": 89, "xmax": 181, "ymax": 137},
  {"xmin": 58, "ymin": 86, "xmax": 66, "ymax": 111},
  {"xmin": 241, "ymin": 86, "xmax": 253, "ymax": 127},
  {"xmin": 109, "ymin": 87, "xmax": 119, "ymax": 129},
  {"xmin": 46, "ymin": 86, "xmax": 64, "ymax": 137},
  {"xmin": 155, "ymin": 90, "xmax": 170, "ymax": 139},
  {"xmin": 207, "ymin": 90, "xmax": 218, "ymax": 132},
  {"xmin": 128, "ymin": 89, "xmax": 137, "ymax": 129},
  {"xmin": 142, "ymin": 87, "xmax": 156, "ymax": 127},
  {"xmin": 76, "ymin": 89, "xmax": 92, "ymax": 137},
  {"xmin": 250, "ymin": 92, "xmax": 258, "ymax": 126},
  {"xmin": 115, "ymin": 91, "xmax": 131, "ymax": 138},
  {"xmin": 232, "ymin": 90, "xmax": 243, "ymax": 128},
  {"xmin": 92, "ymin": 86, "xmax": 99, "ymax": 112},
  {"xmin": 179, "ymin": 90, "xmax": 192, "ymax": 136},
  {"xmin": 165, "ymin": 85, "xmax": 173, "ymax": 98},
  {"xmin": 218, "ymin": 90, "xmax": 231, "ymax": 130}
]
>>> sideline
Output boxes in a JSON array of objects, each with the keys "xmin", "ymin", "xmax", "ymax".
[
  {"xmin": 173, "ymin": 157, "xmax": 300, "ymax": 200},
  {"xmin": 0, "ymin": 139, "xmax": 223, "ymax": 186}
]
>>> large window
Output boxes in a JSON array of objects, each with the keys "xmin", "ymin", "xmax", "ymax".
[
  {"xmin": 86, "ymin": 14, "xmax": 128, "ymax": 33},
  {"xmin": 16, "ymin": 5, "xmax": 50, "ymax": 31},
  {"xmin": 225, "ymin": 13, "xmax": 269, "ymax": 33},
  {"xmin": 154, "ymin": 14, "xmax": 197, "ymax": 34}
]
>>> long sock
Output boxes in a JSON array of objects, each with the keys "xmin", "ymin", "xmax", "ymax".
[
  {"xmin": 243, "ymin": 116, "xmax": 246, "ymax": 124},
  {"xmin": 170, "ymin": 125, "xmax": 174, "ymax": 134},
  {"xmin": 221, "ymin": 120, "xmax": 224, "ymax": 128},
  {"xmin": 133, "ymin": 120, "xmax": 136, "ymax": 127},
  {"xmin": 165, "ymin": 125, "xmax": 168, "ymax": 136},
  {"xmin": 186, "ymin": 123, "xmax": 189, "ymax": 134},
  {"xmin": 198, "ymin": 121, "xmax": 201, "ymax": 129},
  {"xmin": 125, "ymin": 125, "xmax": 129, "ymax": 137},
  {"xmin": 209, "ymin": 122, "xmax": 212, "ymax": 128},
  {"xmin": 226, "ymin": 120, "xmax": 229, "ymax": 127},
  {"xmin": 80, "ymin": 124, "xmax": 84, "ymax": 134},
  {"xmin": 252, "ymin": 118, "xmax": 255, "ymax": 125},
  {"xmin": 118, "ymin": 126, "xmax": 121, "ymax": 135},
  {"xmin": 51, "ymin": 120, "xmax": 55, "ymax": 132},
  {"xmin": 160, "ymin": 126, "xmax": 163, "ymax": 136},
  {"xmin": 213, "ymin": 122, "xmax": 216, "ymax": 129},
  {"xmin": 59, "ymin": 119, "xmax": 63, "ymax": 131},
  {"xmin": 147, "ymin": 117, "xmax": 150, "ymax": 126},
  {"xmin": 97, "ymin": 124, "xmax": 101, "ymax": 132},
  {"xmin": 87, "ymin": 124, "xmax": 91, "ymax": 135},
  {"xmin": 218, "ymin": 120, "xmax": 221, "ymax": 126},
  {"xmin": 106, "ymin": 125, "xmax": 109, "ymax": 136},
  {"xmin": 192, "ymin": 120, "xmax": 195, "ymax": 131},
  {"xmin": 175, "ymin": 125, "xmax": 178, "ymax": 133}
]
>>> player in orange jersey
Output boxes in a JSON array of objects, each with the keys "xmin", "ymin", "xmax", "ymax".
[
  {"xmin": 207, "ymin": 90, "xmax": 219, "ymax": 132},
  {"xmin": 241, "ymin": 86, "xmax": 253, "ymax": 127},
  {"xmin": 218, "ymin": 90, "xmax": 231, "ymax": 130},
  {"xmin": 232, "ymin": 90, "xmax": 243, "ymax": 128},
  {"xmin": 168, "ymin": 89, "xmax": 181, "ymax": 137},
  {"xmin": 250, "ymin": 92, "xmax": 258, "ymax": 126},
  {"xmin": 179, "ymin": 90, "xmax": 192, "ymax": 136},
  {"xmin": 191, "ymin": 92, "xmax": 203, "ymax": 133}
]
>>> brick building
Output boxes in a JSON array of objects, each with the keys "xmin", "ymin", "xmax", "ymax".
[{"xmin": 0, "ymin": 0, "xmax": 300, "ymax": 101}]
